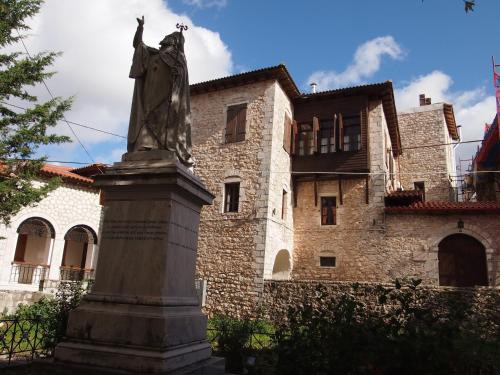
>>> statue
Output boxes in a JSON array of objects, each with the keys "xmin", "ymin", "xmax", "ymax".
[{"xmin": 127, "ymin": 16, "xmax": 193, "ymax": 167}]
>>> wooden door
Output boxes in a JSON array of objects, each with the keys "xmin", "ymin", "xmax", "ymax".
[
  {"xmin": 14, "ymin": 234, "xmax": 28, "ymax": 262},
  {"xmin": 438, "ymin": 234, "xmax": 488, "ymax": 287}
]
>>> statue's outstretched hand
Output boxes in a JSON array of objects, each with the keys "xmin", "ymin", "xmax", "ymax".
[{"xmin": 136, "ymin": 16, "xmax": 144, "ymax": 27}]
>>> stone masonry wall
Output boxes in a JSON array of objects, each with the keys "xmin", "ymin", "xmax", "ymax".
[
  {"xmin": 263, "ymin": 280, "xmax": 500, "ymax": 330},
  {"xmin": 0, "ymin": 182, "xmax": 102, "ymax": 289},
  {"xmin": 292, "ymin": 101, "xmax": 396, "ymax": 281},
  {"xmin": 191, "ymin": 80, "xmax": 281, "ymax": 316},
  {"xmin": 398, "ymin": 104, "xmax": 455, "ymax": 201},
  {"xmin": 262, "ymin": 83, "xmax": 294, "ymax": 280},
  {"xmin": 385, "ymin": 213, "xmax": 500, "ymax": 286}
]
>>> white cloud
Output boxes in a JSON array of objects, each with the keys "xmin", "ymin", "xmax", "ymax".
[
  {"xmin": 308, "ymin": 36, "xmax": 404, "ymax": 91},
  {"xmin": 394, "ymin": 71, "xmax": 496, "ymax": 164},
  {"xmin": 183, "ymin": 0, "xmax": 228, "ymax": 8},
  {"xmin": 18, "ymin": 0, "xmax": 232, "ymax": 158}
]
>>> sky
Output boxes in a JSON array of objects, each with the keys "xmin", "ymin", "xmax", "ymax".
[{"xmin": 13, "ymin": 0, "xmax": 500, "ymax": 171}]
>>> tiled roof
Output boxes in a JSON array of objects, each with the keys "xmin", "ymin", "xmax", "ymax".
[
  {"xmin": 386, "ymin": 190, "xmax": 423, "ymax": 198},
  {"xmin": 385, "ymin": 201, "xmax": 500, "ymax": 214},
  {"xmin": 190, "ymin": 64, "xmax": 301, "ymax": 99},
  {"xmin": 41, "ymin": 164, "xmax": 95, "ymax": 184}
]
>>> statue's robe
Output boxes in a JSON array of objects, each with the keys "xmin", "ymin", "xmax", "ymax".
[{"xmin": 127, "ymin": 40, "xmax": 193, "ymax": 167}]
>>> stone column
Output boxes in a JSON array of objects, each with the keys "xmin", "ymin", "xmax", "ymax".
[
  {"xmin": 48, "ymin": 238, "xmax": 65, "ymax": 280},
  {"xmin": 48, "ymin": 160, "xmax": 224, "ymax": 374}
]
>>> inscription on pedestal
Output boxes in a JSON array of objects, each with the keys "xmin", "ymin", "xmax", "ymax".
[{"xmin": 102, "ymin": 219, "xmax": 168, "ymax": 241}]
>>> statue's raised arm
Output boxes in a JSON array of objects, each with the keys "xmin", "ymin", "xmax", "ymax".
[{"xmin": 133, "ymin": 16, "xmax": 144, "ymax": 48}]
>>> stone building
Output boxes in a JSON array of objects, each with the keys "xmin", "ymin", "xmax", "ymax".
[
  {"xmin": 0, "ymin": 164, "xmax": 103, "ymax": 312},
  {"xmin": 189, "ymin": 65, "xmax": 500, "ymax": 315}
]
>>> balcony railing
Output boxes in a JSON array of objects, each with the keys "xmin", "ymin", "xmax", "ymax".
[
  {"xmin": 59, "ymin": 266, "xmax": 95, "ymax": 282},
  {"xmin": 9, "ymin": 263, "xmax": 48, "ymax": 286}
]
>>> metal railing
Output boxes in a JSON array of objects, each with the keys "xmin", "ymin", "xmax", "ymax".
[
  {"xmin": 59, "ymin": 267, "xmax": 95, "ymax": 282},
  {"xmin": 9, "ymin": 263, "xmax": 48, "ymax": 286},
  {"xmin": 0, "ymin": 318, "xmax": 48, "ymax": 365}
]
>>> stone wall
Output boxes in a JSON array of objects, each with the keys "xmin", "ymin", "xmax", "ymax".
[
  {"xmin": 385, "ymin": 213, "xmax": 500, "ymax": 286},
  {"xmin": 191, "ymin": 80, "xmax": 291, "ymax": 316},
  {"xmin": 262, "ymin": 280, "xmax": 500, "ymax": 329},
  {"xmin": 0, "ymin": 289, "xmax": 48, "ymax": 315},
  {"xmin": 398, "ymin": 104, "xmax": 456, "ymax": 201},
  {"xmin": 0, "ymin": 182, "xmax": 102, "ymax": 289},
  {"xmin": 292, "ymin": 101, "xmax": 396, "ymax": 281}
]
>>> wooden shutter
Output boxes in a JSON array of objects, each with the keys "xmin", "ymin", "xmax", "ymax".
[
  {"xmin": 235, "ymin": 105, "xmax": 247, "ymax": 142},
  {"xmin": 312, "ymin": 117, "xmax": 320, "ymax": 153},
  {"xmin": 338, "ymin": 113, "xmax": 344, "ymax": 151},
  {"xmin": 80, "ymin": 243, "xmax": 88, "ymax": 269},
  {"xmin": 332, "ymin": 114, "xmax": 337, "ymax": 152},
  {"xmin": 14, "ymin": 234, "xmax": 28, "ymax": 262},
  {"xmin": 283, "ymin": 115, "xmax": 291, "ymax": 154},
  {"xmin": 291, "ymin": 120, "xmax": 298, "ymax": 155},
  {"xmin": 225, "ymin": 106, "xmax": 237, "ymax": 143},
  {"xmin": 321, "ymin": 206, "xmax": 327, "ymax": 225}
]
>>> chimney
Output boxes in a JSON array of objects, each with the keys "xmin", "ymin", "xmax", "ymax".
[
  {"xmin": 419, "ymin": 94, "xmax": 432, "ymax": 106},
  {"xmin": 419, "ymin": 94, "xmax": 426, "ymax": 106},
  {"xmin": 310, "ymin": 82, "xmax": 317, "ymax": 94}
]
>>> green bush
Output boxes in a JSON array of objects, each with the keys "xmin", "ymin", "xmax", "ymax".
[
  {"xmin": 210, "ymin": 314, "xmax": 268, "ymax": 373},
  {"xmin": 10, "ymin": 280, "xmax": 85, "ymax": 353},
  {"xmin": 273, "ymin": 279, "xmax": 500, "ymax": 375}
]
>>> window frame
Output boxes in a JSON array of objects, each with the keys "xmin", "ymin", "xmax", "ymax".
[
  {"xmin": 320, "ymin": 196, "xmax": 337, "ymax": 226},
  {"xmin": 342, "ymin": 113, "xmax": 361, "ymax": 152},
  {"xmin": 223, "ymin": 182, "xmax": 240, "ymax": 213},
  {"xmin": 319, "ymin": 256, "xmax": 336, "ymax": 267}
]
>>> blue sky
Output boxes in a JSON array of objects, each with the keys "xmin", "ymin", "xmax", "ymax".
[{"xmin": 20, "ymin": 0, "xmax": 500, "ymax": 168}]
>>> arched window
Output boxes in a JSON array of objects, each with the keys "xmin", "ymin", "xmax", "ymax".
[
  {"xmin": 11, "ymin": 217, "xmax": 54, "ymax": 284},
  {"xmin": 60, "ymin": 225, "xmax": 97, "ymax": 281},
  {"xmin": 272, "ymin": 250, "xmax": 291, "ymax": 280},
  {"xmin": 438, "ymin": 234, "xmax": 488, "ymax": 287}
]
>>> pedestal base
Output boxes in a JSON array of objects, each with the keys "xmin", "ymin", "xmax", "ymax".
[
  {"xmin": 25, "ymin": 356, "xmax": 225, "ymax": 375},
  {"xmin": 51, "ymin": 161, "xmax": 216, "ymax": 374}
]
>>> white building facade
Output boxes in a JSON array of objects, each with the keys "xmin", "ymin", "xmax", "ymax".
[{"xmin": 0, "ymin": 164, "xmax": 102, "ymax": 311}]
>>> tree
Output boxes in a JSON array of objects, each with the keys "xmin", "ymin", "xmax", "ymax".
[{"xmin": 0, "ymin": 0, "xmax": 71, "ymax": 225}]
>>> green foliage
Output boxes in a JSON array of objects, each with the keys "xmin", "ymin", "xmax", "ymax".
[
  {"xmin": 210, "ymin": 314, "xmax": 268, "ymax": 373},
  {"xmin": 10, "ymin": 280, "xmax": 85, "ymax": 352},
  {"xmin": 0, "ymin": 0, "xmax": 71, "ymax": 225},
  {"xmin": 273, "ymin": 279, "xmax": 500, "ymax": 375}
]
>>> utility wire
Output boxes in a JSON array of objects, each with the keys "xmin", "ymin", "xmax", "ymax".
[
  {"xmin": 396, "ymin": 139, "xmax": 485, "ymax": 151},
  {"xmin": 8, "ymin": 158, "xmax": 499, "ymax": 176},
  {"xmin": 16, "ymin": 30, "xmax": 103, "ymax": 173},
  {"xmin": 0, "ymin": 101, "xmax": 126, "ymax": 139}
]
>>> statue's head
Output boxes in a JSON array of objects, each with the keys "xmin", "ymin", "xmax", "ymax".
[{"xmin": 159, "ymin": 31, "xmax": 184, "ymax": 51}]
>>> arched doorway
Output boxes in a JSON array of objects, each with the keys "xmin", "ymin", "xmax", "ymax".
[
  {"xmin": 272, "ymin": 250, "xmax": 291, "ymax": 280},
  {"xmin": 12, "ymin": 217, "xmax": 54, "ymax": 284},
  {"xmin": 438, "ymin": 234, "xmax": 488, "ymax": 287},
  {"xmin": 61, "ymin": 225, "xmax": 97, "ymax": 281}
]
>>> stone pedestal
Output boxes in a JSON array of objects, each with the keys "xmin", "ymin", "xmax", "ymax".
[{"xmin": 48, "ymin": 159, "xmax": 223, "ymax": 374}]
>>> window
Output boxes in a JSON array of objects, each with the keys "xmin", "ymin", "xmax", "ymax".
[
  {"xmin": 282, "ymin": 190, "xmax": 287, "ymax": 220},
  {"xmin": 414, "ymin": 181, "xmax": 425, "ymax": 191},
  {"xmin": 225, "ymin": 104, "xmax": 247, "ymax": 143},
  {"xmin": 224, "ymin": 182, "xmax": 240, "ymax": 212},
  {"xmin": 298, "ymin": 123, "xmax": 314, "ymax": 156},
  {"xmin": 319, "ymin": 119, "xmax": 337, "ymax": 154},
  {"xmin": 342, "ymin": 114, "xmax": 361, "ymax": 151},
  {"xmin": 414, "ymin": 181, "xmax": 425, "ymax": 201},
  {"xmin": 320, "ymin": 256, "xmax": 336, "ymax": 267},
  {"xmin": 283, "ymin": 114, "xmax": 292, "ymax": 154},
  {"xmin": 321, "ymin": 197, "xmax": 336, "ymax": 225}
]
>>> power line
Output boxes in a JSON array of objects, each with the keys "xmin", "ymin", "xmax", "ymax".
[
  {"xmin": 16, "ymin": 29, "xmax": 102, "ymax": 172},
  {"xmin": 0, "ymin": 101, "xmax": 127, "ymax": 139},
  {"xmin": 396, "ymin": 139, "xmax": 485, "ymax": 151}
]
